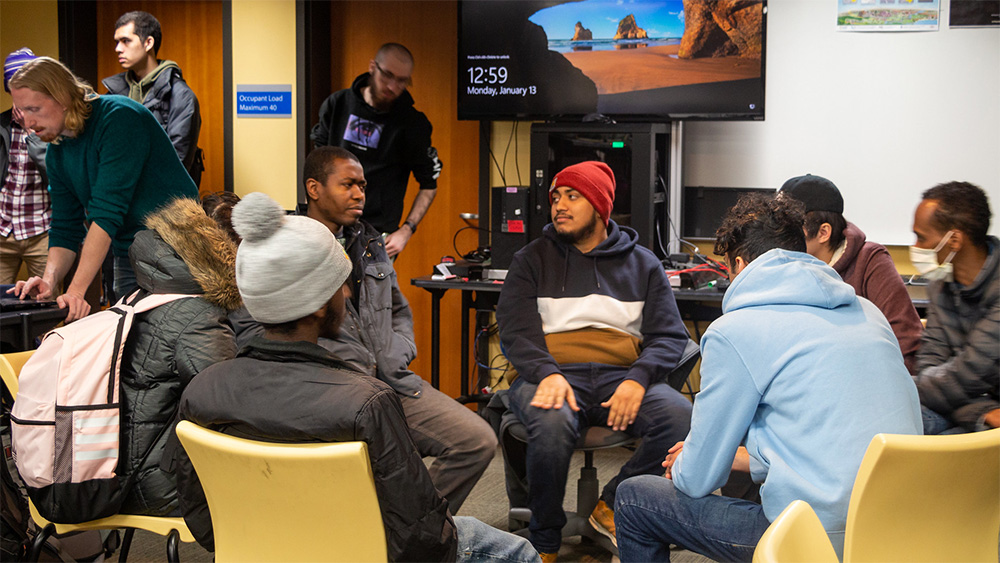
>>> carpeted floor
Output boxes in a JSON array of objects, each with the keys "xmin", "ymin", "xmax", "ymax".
[{"xmin": 122, "ymin": 444, "xmax": 712, "ymax": 562}]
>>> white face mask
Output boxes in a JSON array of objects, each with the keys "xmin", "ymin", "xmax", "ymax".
[{"xmin": 909, "ymin": 230, "xmax": 957, "ymax": 281}]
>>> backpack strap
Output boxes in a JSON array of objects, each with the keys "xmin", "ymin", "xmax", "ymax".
[{"xmin": 131, "ymin": 293, "xmax": 199, "ymax": 314}]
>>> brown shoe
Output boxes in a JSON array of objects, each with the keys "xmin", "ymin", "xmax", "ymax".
[
  {"xmin": 589, "ymin": 499, "xmax": 617, "ymax": 547},
  {"xmin": 539, "ymin": 552, "xmax": 558, "ymax": 563}
]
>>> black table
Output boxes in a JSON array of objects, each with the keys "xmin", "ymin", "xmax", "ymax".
[
  {"xmin": 411, "ymin": 277, "xmax": 503, "ymax": 401},
  {"xmin": 411, "ymin": 275, "xmax": 930, "ymax": 400},
  {"xmin": 0, "ymin": 305, "xmax": 68, "ymax": 352}
]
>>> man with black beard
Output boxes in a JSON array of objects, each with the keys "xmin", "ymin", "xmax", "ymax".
[{"xmin": 496, "ymin": 161, "xmax": 693, "ymax": 560}]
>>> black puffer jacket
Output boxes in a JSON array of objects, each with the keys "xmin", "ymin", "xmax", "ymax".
[
  {"xmin": 915, "ymin": 236, "xmax": 1000, "ymax": 431},
  {"xmin": 118, "ymin": 199, "xmax": 241, "ymax": 516}
]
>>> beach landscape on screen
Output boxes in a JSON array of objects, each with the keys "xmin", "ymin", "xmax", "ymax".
[{"xmin": 458, "ymin": 0, "xmax": 767, "ymax": 120}]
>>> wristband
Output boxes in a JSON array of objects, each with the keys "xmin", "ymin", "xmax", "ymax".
[{"xmin": 404, "ymin": 220, "xmax": 418, "ymax": 234}]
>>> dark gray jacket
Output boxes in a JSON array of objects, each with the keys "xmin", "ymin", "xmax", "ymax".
[
  {"xmin": 175, "ymin": 338, "xmax": 457, "ymax": 561},
  {"xmin": 319, "ymin": 220, "xmax": 423, "ymax": 396},
  {"xmin": 914, "ymin": 236, "xmax": 999, "ymax": 431},
  {"xmin": 1, "ymin": 109, "xmax": 48, "ymax": 188},
  {"xmin": 119, "ymin": 200, "xmax": 240, "ymax": 516},
  {"xmin": 102, "ymin": 63, "xmax": 201, "ymax": 180}
]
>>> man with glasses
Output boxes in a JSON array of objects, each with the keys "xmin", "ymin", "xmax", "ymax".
[{"xmin": 311, "ymin": 43, "xmax": 442, "ymax": 257}]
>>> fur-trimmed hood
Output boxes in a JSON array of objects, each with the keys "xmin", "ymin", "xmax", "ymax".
[{"xmin": 130, "ymin": 197, "xmax": 241, "ymax": 311}]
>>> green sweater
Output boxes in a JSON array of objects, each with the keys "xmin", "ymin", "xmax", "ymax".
[{"xmin": 46, "ymin": 95, "xmax": 198, "ymax": 256}]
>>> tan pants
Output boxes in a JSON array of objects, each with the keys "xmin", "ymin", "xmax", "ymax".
[{"xmin": 0, "ymin": 231, "xmax": 48, "ymax": 284}]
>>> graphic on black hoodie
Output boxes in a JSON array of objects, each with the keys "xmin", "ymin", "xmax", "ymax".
[{"xmin": 344, "ymin": 115, "xmax": 382, "ymax": 149}]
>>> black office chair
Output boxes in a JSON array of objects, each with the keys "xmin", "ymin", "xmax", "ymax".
[{"xmin": 495, "ymin": 338, "xmax": 701, "ymax": 557}]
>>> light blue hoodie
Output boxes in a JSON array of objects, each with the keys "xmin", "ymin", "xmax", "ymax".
[{"xmin": 672, "ymin": 249, "xmax": 922, "ymax": 556}]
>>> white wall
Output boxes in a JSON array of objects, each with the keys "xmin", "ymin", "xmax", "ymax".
[{"xmin": 683, "ymin": 0, "xmax": 1000, "ymax": 245}]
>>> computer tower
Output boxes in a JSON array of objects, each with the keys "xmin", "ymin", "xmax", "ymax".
[
  {"xmin": 527, "ymin": 123, "xmax": 671, "ymax": 257},
  {"xmin": 491, "ymin": 186, "xmax": 531, "ymax": 270}
]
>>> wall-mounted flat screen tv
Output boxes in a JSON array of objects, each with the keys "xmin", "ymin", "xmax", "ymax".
[{"xmin": 458, "ymin": 0, "xmax": 767, "ymax": 121}]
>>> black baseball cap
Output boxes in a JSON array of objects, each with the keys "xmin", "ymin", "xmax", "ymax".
[{"xmin": 779, "ymin": 174, "xmax": 844, "ymax": 214}]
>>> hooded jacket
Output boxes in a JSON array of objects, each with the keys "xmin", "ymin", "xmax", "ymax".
[
  {"xmin": 319, "ymin": 219, "xmax": 423, "ymax": 396},
  {"xmin": 496, "ymin": 221, "xmax": 689, "ymax": 387},
  {"xmin": 118, "ymin": 198, "xmax": 240, "ymax": 516},
  {"xmin": 832, "ymin": 222, "xmax": 923, "ymax": 372},
  {"xmin": 672, "ymin": 249, "xmax": 922, "ymax": 556},
  {"xmin": 914, "ymin": 236, "xmax": 999, "ymax": 430},
  {"xmin": 102, "ymin": 61, "xmax": 202, "ymax": 179},
  {"xmin": 310, "ymin": 73, "xmax": 441, "ymax": 233}
]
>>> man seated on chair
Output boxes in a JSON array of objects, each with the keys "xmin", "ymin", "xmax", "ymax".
[
  {"xmin": 495, "ymin": 161, "xmax": 694, "ymax": 560},
  {"xmin": 779, "ymin": 174, "xmax": 923, "ymax": 372},
  {"xmin": 909, "ymin": 181, "xmax": 999, "ymax": 434},
  {"xmin": 228, "ymin": 147, "xmax": 498, "ymax": 511},
  {"xmin": 613, "ymin": 193, "xmax": 923, "ymax": 562},
  {"xmin": 173, "ymin": 192, "xmax": 539, "ymax": 563},
  {"xmin": 302, "ymin": 146, "xmax": 497, "ymax": 511}
]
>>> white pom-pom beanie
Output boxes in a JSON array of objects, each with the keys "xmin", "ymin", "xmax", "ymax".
[{"xmin": 231, "ymin": 192, "xmax": 352, "ymax": 324}]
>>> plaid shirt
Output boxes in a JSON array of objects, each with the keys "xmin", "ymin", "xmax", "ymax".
[{"xmin": 1, "ymin": 122, "xmax": 50, "ymax": 239}]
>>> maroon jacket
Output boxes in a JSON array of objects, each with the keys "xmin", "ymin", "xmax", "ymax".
[{"xmin": 833, "ymin": 223, "xmax": 923, "ymax": 373}]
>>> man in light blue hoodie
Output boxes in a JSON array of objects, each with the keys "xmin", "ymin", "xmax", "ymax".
[{"xmin": 614, "ymin": 193, "xmax": 922, "ymax": 562}]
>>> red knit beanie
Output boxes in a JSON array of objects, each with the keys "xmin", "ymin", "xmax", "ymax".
[{"xmin": 549, "ymin": 161, "xmax": 616, "ymax": 226}]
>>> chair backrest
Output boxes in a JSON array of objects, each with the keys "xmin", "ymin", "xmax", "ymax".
[
  {"xmin": 753, "ymin": 500, "xmax": 838, "ymax": 563},
  {"xmin": 844, "ymin": 429, "xmax": 1000, "ymax": 563},
  {"xmin": 175, "ymin": 420, "xmax": 388, "ymax": 562},
  {"xmin": 0, "ymin": 350, "xmax": 34, "ymax": 395},
  {"xmin": 666, "ymin": 339, "xmax": 701, "ymax": 392}
]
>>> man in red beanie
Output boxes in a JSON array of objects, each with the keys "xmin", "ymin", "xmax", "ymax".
[{"xmin": 496, "ymin": 161, "xmax": 693, "ymax": 560}]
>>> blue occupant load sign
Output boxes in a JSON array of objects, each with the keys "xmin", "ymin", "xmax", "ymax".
[{"xmin": 236, "ymin": 84, "xmax": 292, "ymax": 117}]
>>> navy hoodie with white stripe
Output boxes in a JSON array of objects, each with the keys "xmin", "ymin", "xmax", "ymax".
[{"xmin": 497, "ymin": 220, "xmax": 689, "ymax": 387}]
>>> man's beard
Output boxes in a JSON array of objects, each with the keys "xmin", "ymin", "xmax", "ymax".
[
  {"xmin": 554, "ymin": 215, "xmax": 601, "ymax": 246},
  {"xmin": 319, "ymin": 298, "xmax": 345, "ymax": 340},
  {"xmin": 368, "ymin": 82, "xmax": 397, "ymax": 110}
]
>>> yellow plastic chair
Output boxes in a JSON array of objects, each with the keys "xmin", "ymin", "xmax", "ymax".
[
  {"xmin": 0, "ymin": 350, "xmax": 34, "ymax": 388},
  {"xmin": 752, "ymin": 500, "xmax": 838, "ymax": 563},
  {"xmin": 753, "ymin": 430, "xmax": 1000, "ymax": 563},
  {"xmin": 1, "ymin": 351, "xmax": 195, "ymax": 563},
  {"xmin": 175, "ymin": 420, "xmax": 388, "ymax": 562},
  {"xmin": 843, "ymin": 429, "xmax": 1000, "ymax": 562}
]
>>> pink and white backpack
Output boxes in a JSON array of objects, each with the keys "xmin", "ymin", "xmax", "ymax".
[{"xmin": 10, "ymin": 292, "xmax": 193, "ymax": 523}]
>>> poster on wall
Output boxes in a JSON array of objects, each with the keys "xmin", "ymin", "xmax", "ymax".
[
  {"xmin": 950, "ymin": 0, "xmax": 1000, "ymax": 27},
  {"xmin": 838, "ymin": 0, "xmax": 940, "ymax": 31}
]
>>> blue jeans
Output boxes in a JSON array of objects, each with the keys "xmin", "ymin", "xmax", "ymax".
[
  {"xmin": 113, "ymin": 255, "xmax": 138, "ymax": 302},
  {"xmin": 921, "ymin": 405, "xmax": 969, "ymax": 435},
  {"xmin": 455, "ymin": 516, "xmax": 541, "ymax": 563},
  {"xmin": 615, "ymin": 475, "xmax": 771, "ymax": 562},
  {"xmin": 508, "ymin": 367, "xmax": 692, "ymax": 553}
]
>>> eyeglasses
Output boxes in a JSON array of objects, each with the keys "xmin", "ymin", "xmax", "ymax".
[{"xmin": 374, "ymin": 61, "xmax": 412, "ymax": 87}]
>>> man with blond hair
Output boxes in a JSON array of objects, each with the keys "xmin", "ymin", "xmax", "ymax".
[{"xmin": 7, "ymin": 57, "xmax": 196, "ymax": 320}]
